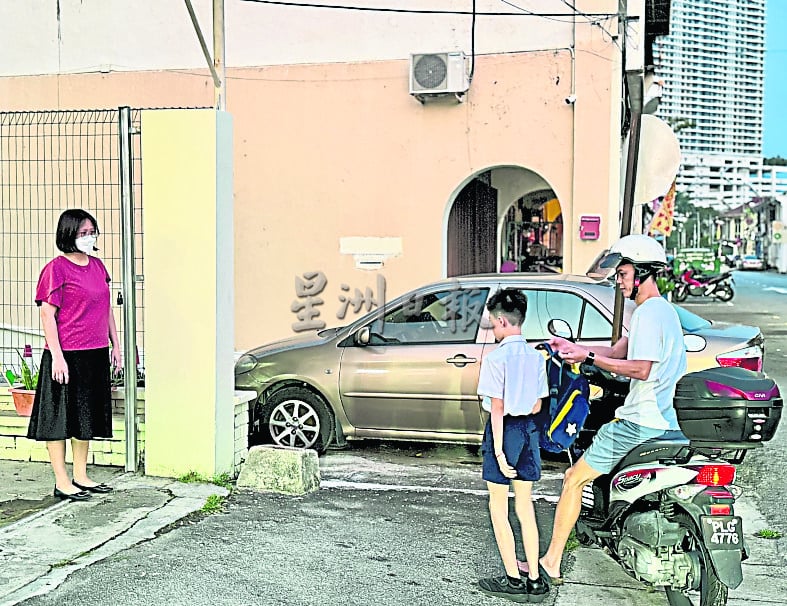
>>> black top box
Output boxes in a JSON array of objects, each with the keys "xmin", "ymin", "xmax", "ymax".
[{"xmin": 674, "ymin": 367, "xmax": 782, "ymax": 446}]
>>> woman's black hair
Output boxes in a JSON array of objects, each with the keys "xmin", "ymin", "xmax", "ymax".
[
  {"xmin": 55, "ymin": 209, "xmax": 100, "ymax": 253},
  {"xmin": 486, "ymin": 288, "xmax": 528, "ymax": 326}
]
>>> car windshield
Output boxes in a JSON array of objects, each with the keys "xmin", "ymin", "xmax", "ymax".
[{"xmin": 671, "ymin": 303, "xmax": 711, "ymax": 332}]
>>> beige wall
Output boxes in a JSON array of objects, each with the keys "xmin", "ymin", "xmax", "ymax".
[{"xmin": 1, "ymin": 18, "xmax": 621, "ymax": 351}]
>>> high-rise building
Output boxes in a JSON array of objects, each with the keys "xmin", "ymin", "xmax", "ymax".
[{"xmin": 652, "ymin": 0, "xmax": 785, "ymax": 208}]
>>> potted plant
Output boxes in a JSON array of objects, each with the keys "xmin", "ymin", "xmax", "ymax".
[
  {"xmin": 3, "ymin": 346, "xmax": 39, "ymax": 416},
  {"xmin": 110, "ymin": 365, "xmax": 146, "ymax": 390}
]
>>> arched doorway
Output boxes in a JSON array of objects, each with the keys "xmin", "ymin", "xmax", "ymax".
[
  {"xmin": 501, "ymin": 189, "xmax": 564, "ymax": 272},
  {"xmin": 446, "ymin": 167, "xmax": 563, "ymax": 277}
]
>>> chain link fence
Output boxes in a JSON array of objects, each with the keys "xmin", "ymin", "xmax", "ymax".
[{"xmin": 0, "ymin": 109, "xmax": 144, "ymax": 378}]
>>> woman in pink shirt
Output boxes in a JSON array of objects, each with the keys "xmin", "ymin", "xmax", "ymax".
[{"xmin": 27, "ymin": 209, "xmax": 122, "ymax": 501}]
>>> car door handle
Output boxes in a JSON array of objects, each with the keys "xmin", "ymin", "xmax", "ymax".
[{"xmin": 446, "ymin": 355, "xmax": 478, "ymax": 367}]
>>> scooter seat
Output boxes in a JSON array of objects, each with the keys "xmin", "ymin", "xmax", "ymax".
[
  {"xmin": 706, "ymin": 273, "xmax": 730, "ymax": 284},
  {"xmin": 612, "ymin": 437, "xmax": 691, "ymax": 474}
]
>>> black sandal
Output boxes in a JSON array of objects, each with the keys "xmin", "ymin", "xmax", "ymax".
[
  {"xmin": 72, "ymin": 481, "xmax": 113, "ymax": 493},
  {"xmin": 54, "ymin": 486, "xmax": 92, "ymax": 501}
]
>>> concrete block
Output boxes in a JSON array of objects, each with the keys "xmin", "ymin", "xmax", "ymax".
[
  {"xmin": 30, "ymin": 449, "xmax": 51, "ymax": 463},
  {"xmin": 0, "ymin": 435, "xmax": 17, "ymax": 448},
  {"xmin": 236, "ymin": 445, "xmax": 320, "ymax": 495},
  {"xmin": 0, "ymin": 446, "xmax": 31, "ymax": 461},
  {"xmin": 108, "ymin": 452, "xmax": 126, "ymax": 467}
]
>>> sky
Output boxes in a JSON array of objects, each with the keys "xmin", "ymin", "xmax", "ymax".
[{"xmin": 763, "ymin": 0, "xmax": 787, "ymax": 158}]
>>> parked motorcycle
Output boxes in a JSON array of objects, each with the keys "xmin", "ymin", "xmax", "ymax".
[
  {"xmin": 548, "ymin": 319, "xmax": 783, "ymax": 606},
  {"xmin": 673, "ymin": 268, "xmax": 735, "ymax": 303}
]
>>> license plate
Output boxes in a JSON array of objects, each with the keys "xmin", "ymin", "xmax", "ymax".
[{"xmin": 700, "ymin": 515, "xmax": 742, "ymax": 550}]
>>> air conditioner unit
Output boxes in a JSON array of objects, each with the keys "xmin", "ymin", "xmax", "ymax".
[{"xmin": 409, "ymin": 52, "xmax": 469, "ymax": 99}]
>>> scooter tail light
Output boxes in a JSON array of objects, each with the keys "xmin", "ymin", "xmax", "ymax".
[
  {"xmin": 710, "ymin": 504, "xmax": 732, "ymax": 515},
  {"xmin": 694, "ymin": 464, "xmax": 736, "ymax": 486}
]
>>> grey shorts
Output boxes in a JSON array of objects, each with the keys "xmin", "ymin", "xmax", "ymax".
[{"xmin": 582, "ymin": 418, "xmax": 687, "ymax": 474}]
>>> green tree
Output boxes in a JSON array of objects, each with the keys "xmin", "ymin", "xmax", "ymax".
[
  {"xmin": 666, "ymin": 192, "xmax": 719, "ymax": 251},
  {"xmin": 664, "ymin": 117, "xmax": 696, "ymax": 134}
]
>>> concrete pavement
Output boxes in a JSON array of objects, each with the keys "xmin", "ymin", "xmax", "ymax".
[{"xmin": 0, "ymin": 445, "xmax": 785, "ymax": 606}]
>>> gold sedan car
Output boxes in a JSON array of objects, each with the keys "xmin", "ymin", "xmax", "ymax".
[{"xmin": 235, "ymin": 274, "xmax": 764, "ymax": 453}]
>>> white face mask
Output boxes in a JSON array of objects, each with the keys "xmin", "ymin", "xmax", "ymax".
[{"xmin": 75, "ymin": 235, "xmax": 97, "ymax": 254}]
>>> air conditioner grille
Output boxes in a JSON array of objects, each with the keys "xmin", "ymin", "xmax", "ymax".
[{"xmin": 413, "ymin": 55, "xmax": 447, "ymax": 89}]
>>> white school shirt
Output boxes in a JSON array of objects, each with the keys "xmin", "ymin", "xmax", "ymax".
[{"xmin": 477, "ymin": 335, "xmax": 549, "ymax": 416}]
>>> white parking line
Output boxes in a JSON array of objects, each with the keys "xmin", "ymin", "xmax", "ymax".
[{"xmin": 320, "ymin": 479, "xmax": 561, "ymax": 502}]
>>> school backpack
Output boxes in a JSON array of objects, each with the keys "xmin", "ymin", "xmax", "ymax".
[{"xmin": 535, "ymin": 343, "xmax": 591, "ymax": 453}]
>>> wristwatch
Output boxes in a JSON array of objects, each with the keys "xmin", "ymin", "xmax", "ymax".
[{"xmin": 584, "ymin": 351, "xmax": 596, "ymax": 366}]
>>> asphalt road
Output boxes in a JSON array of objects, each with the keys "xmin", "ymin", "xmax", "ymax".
[
  {"xmin": 8, "ymin": 269, "xmax": 786, "ymax": 605},
  {"xmin": 12, "ymin": 446, "xmax": 567, "ymax": 606},
  {"xmin": 680, "ymin": 268, "xmax": 787, "ymax": 536}
]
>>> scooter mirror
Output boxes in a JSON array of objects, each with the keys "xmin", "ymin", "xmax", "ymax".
[
  {"xmin": 548, "ymin": 318, "xmax": 574, "ymax": 341},
  {"xmin": 683, "ymin": 334, "xmax": 706, "ymax": 353}
]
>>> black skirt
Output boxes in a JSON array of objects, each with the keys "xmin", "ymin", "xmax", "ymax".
[{"xmin": 27, "ymin": 348, "xmax": 113, "ymax": 441}]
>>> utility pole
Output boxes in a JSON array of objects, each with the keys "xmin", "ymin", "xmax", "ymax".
[
  {"xmin": 611, "ymin": 110, "xmax": 641, "ymax": 344},
  {"xmin": 214, "ymin": 0, "xmax": 226, "ymax": 111},
  {"xmin": 185, "ymin": 0, "xmax": 226, "ymax": 110}
]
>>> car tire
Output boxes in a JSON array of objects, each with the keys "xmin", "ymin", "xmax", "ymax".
[{"xmin": 251, "ymin": 386, "xmax": 334, "ymax": 454}]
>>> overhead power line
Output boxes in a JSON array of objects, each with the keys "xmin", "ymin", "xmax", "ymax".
[{"xmin": 239, "ymin": 0, "xmax": 616, "ymax": 21}]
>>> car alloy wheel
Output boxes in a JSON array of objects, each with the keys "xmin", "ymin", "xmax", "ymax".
[{"xmin": 252, "ymin": 386, "xmax": 333, "ymax": 454}]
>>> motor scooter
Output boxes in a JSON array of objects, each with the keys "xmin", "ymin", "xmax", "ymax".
[
  {"xmin": 548, "ymin": 319, "xmax": 782, "ymax": 606},
  {"xmin": 673, "ymin": 268, "xmax": 734, "ymax": 302}
]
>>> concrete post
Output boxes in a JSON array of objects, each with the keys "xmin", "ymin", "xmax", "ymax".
[{"xmin": 141, "ymin": 109, "xmax": 234, "ymax": 477}]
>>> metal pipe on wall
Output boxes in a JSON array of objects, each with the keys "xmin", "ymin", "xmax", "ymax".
[{"xmin": 118, "ymin": 106, "xmax": 138, "ymax": 472}]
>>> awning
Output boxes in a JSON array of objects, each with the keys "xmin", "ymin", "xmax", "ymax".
[{"xmin": 543, "ymin": 198, "xmax": 562, "ymax": 222}]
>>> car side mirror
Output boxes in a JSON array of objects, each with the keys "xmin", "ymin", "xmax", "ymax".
[
  {"xmin": 683, "ymin": 334, "xmax": 706, "ymax": 353},
  {"xmin": 547, "ymin": 319, "xmax": 574, "ymax": 341},
  {"xmin": 355, "ymin": 326, "xmax": 371, "ymax": 346}
]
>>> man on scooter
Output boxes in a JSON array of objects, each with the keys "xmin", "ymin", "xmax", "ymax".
[{"xmin": 526, "ymin": 234, "xmax": 688, "ymax": 585}]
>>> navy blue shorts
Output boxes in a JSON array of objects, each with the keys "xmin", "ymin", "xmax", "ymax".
[{"xmin": 481, "ymin": 415, "xmax": 541, "ymax": 485}]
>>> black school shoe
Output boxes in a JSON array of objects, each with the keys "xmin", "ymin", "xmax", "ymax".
[
  {"xmin": 525, "ymin": 575, "xmax": 550, "ymax": 603},
  {"xmin": 477, "ymin": 575, "xmax": 550, "ymax": 604},
  {"xmin": 478, "ymin": 576, "xmax": 529, "ymax": 603}
]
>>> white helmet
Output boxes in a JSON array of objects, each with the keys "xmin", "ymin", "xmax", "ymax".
[
  {"xmin": 608, "ymin": 234, "xmax": 668, "ymax": 267},
  {"xmin": 586, "ymin": 234, "xmax": 668, "ymax": 281}
]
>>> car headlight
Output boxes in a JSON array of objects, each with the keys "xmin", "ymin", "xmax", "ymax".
[{"xmin": 235, "ymin": 353, "xmax": 258, "ymax": 375}]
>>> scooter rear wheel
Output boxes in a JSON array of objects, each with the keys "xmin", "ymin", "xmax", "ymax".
[
  {"xmin": 665, "ymin": 513, "xmax": 728, "ymax": 606},
  {"xmin": 714, "ymin": 285, "xmax": 734, "ymax": 302},
  {"xmin": 673, "ymin": 285, "xmax": 688, "ymax": 303}
]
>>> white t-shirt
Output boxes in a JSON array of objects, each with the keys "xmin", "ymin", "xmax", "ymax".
[
  {"xmin": 477, "ymin": 335, "xmax": 549, "ymax": 416},
  {"xmin": 615, "ymin": 296, "xmax": 687, "ymax": 430}
]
